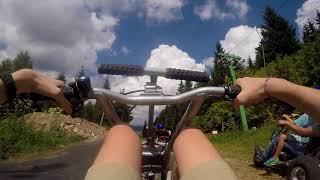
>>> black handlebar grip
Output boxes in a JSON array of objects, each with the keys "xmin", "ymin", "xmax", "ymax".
[
  {"xmin": 165, "ymin": 68, "xmax": 209, "ymax": 82},
  {"xmin": 98, "ymin": 64, "xmax": 144, "ymax": 76},
  {"xmin": 226, "ymin": 85, "xmax": 241, "ymax": 100}
]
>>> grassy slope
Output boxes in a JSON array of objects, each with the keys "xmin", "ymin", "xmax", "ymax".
[
  {"xmin": 0, "ymin": 116, "xmax": 84, "ymax": 160},
  {"xmin": 209, "ymin": 124, "xmax": 284, "ymax": 180}
]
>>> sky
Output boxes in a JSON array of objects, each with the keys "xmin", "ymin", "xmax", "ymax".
[{"xmin": 0, "ymin": 0, "xmax": 319, "ymax": 125}]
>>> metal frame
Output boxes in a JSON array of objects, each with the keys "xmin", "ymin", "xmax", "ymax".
[{"xmin": 88, "ymin": 72, "xmax": 229, "ymax": 179}]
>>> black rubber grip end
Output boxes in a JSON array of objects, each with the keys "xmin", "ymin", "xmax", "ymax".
[
  {"xmin": 165, "ymin": 68, "xmax": 209, "ymax": 82},
  {"xmin": 98, "ymin": 64, "xmax": 144, "ymax": 76},
  {"xmin": 227, "ymin": 85, "xmax": 241, "ymax": 99}
]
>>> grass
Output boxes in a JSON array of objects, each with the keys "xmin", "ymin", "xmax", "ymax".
[
  {"xmin": 0, "ymin": 116, "xmax": 84, "ymax": 160},
  {"xmin": 209, "ymin": 123, "xmax": 277, "ymax": 160},
  {"xmin": 208, "ymin": 124, "xmax": 285, "ymax": 180}
]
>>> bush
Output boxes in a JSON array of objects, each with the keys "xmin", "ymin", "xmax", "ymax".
[
  {"xmin": 193, "ymin": 101, "xmax": 237, "ymax": 133},
  {"xmin": 0, "ymin": 116, "xmax": 83, "ymax": 159}
]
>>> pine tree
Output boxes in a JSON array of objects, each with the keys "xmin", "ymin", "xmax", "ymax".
[
  {"xmin": 248, "ymin": 56, "xmax": 254, "ymax": 69},
  {"xmin": 177, "ymin": 81, "xmax": 185, "ymax": 94},
  {"xmin": 184, "ymin": 81, "xmax": 193, "ymax": 92},
  {"xmin": 13, "ymin": 51, "xmax": 32, "ymax": 71},
  {"xmin": 57, "ymin": 72, "xmax": 66, "ymax": 83},
  {"xmin": 104, "ymin": 75, "xmax": 111, "ymax": 90},
  {"xmin": 255, "ymin": 6, "xmax": 300, "ymax": 67},
  {"xmin": 0, "ymin": 59, "xmax": 14, "ymax": 73},
  {"xmin": 211, "ymin": 42, "xmax": 226, "ymax": 86},
  {"xmin": 315, "ymin": 11, "xmax": 320, "ymax": 30},
  {"xmin": 77, "ymin": 65, "xmax": 86, "ymax": 77},
  {"xmin": 303, "ymin": 21, "xmax": 316, "ymax": 43}
]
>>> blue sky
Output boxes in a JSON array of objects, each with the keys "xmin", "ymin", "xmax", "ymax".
[
  {"xmin": 0, "ymin": 0, "xmax": 319, "ymax": 125},
  {"xmin": 98, "ymin": 0, "xmax": 303, "ymax": 66}
]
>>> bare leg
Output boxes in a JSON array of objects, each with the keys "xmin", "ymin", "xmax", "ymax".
[
  {"xmin": 273, "ymin": 133, "xmax": 287, "ymax": 158},
  {"xmin": 173, "ymin": 128, "xmax": 222, "ymax": 176},
  {"xmin": 92, "ymin": 124, "xmax": 142, "ymax": 173}
]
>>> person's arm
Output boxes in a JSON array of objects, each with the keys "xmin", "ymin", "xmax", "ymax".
[
  {"xmin": 235, "ymin": 77, "xmax": 320, "ymax": 123},
  {"xmin": 0, "ymin": 69, "xmax": 71, "ymax": 113},
  {"xmin": 280, "ymin": 120, "xmax": 317, "ymax": 137}
]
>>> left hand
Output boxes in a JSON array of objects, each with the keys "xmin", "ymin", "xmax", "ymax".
[{"xmin": 13, "ymin": 69, "xmax": 72, "ymax": 114}]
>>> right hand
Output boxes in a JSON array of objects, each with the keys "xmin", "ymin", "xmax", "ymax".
[{"xmin": 234, "ymin": 77, "xmax": 268, "ymax": 107}]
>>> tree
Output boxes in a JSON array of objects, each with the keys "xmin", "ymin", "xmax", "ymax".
[
  {"xmin": 77, "ymin": 65, "xmax": 86, "ymax": 77},
  {"xmin": 248, "ymin": 56, "xmax": 254, "ymax": 69},
  {"xmin": 315, "ymin": 11, "xmax": 320, "ymax": 30},
  {"xmin": 57, "ymin": 72, "xmax": 66, "ymax": 83},
  {"xmin": 184, "ymin": 81, "xmax": 193, "ymax": 92},
  {"xmin": 177, "ymin": 81, "xmax": 185, "ymax": 94},
  {"xmin": 255, "ymin": 6, "xmax": 300, "ymax": 68},
  {"xmin": 0, "ymin": 59, "xmax": 14, "ymax": 73},
  {"xmin": 303, "ymin": 21, "xmax": 316, "ymax": 43},
  {"xmin": 13, "ymin": 51, "xmax": 32, "ymax": 71},
  {"xmin": 211, "ymin": 42, "xmax": 226, "ymax": 86},
  {"xmin": 104, "ymin": 76, "xmax": 110, "ymax": 90}
]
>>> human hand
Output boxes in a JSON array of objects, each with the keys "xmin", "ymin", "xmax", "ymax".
[
  {"xmin": 282, "ymin": 114, "xmax": 293, "ymax": 123},
  {"xmin": 278, "ymin": 120, "xmax": 289, "ymax": 126},
  {"xmin": 234, "ymin": 77, "xmax": 268, "ymax": 107},
  {"xmin": 12, "ymin": 69, "xmax": 72, "ymax": 114}
]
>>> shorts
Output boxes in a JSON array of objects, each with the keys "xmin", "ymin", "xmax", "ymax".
[{"xmin": 85, "ymin": 159, "xmax": 238, "ymax": 180}]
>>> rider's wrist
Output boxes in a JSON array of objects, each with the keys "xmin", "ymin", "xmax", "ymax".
[
  {"xmin": 12, "ymin": 69, "xmax": 36, "ymax": 94},
  {"xmin": 264, "ymin": 78, "xmax": 272, "ymax": 98}
]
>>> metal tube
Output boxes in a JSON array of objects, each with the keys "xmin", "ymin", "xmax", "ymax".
[
  {"xmin": 146, "ymin": 105, "xmax": 155, "ymax": 145},
  {"xmin": 93, "ymin": 87, "xmax": 225, "ymax": 105},
  {"xmin": 163, "ymin": 96, "xmax": 206, "ymax": 159},
  {"xmin": 95, "ymin": 94, "xmax": 121, "ymax": 125}
]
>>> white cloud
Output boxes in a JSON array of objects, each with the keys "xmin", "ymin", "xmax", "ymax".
[
  {"xmin": 0, "ymin": 0, "xmax": 117, "ymax": 76},
  {"xmin": 194, "ymin": 0, "xmax": 249, "ymax": 21},
  {"xmin": 220, "ymin": 25, "xmax": 261, "ymax": 65},
  {"xmin": 121, "ymin": 46, "xmax": 130, "ymax": 55},
  {"xmin": 202, "ymin": 57, "xmax": 214, "ymax": 68},
  {"xmin": 142, "ymin": 0, "xmax": 185, "ymax": 23},
  {"xmin": 0, "ymin": 0, "xmax": 186, "ymax": 78},
  {"xmin": 295, "ymin": 0, "xmax": 320, "ymax": 37},
  {"xmin": 108, "ymin": 44, "xmax": 205, "ymax": 125}
]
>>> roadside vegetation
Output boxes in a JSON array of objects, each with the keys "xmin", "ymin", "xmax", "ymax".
[
  {"xmin": 210, "ymin": 123, "xmax": 284, "ymax": 179},
  {"xmin": 0, "ymin": 114, "xmax": 84, "ymax": 160}
]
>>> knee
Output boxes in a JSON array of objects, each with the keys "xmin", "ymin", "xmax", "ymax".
[
  {"xmin": 279, "ymin": 134, "xmax": 287, "ymax": 140},
  {"xmin": 173, "ymin": 128, "xmax": 203, "ymax": 149},
  {"xmin": 104, "ymin": 124, "xmax": 139, "ymax": 143}
]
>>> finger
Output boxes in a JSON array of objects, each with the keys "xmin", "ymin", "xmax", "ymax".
[
  {"xmin": 54, "ymin": 80, "xmax": 65, "ymax": 89},
  {"xmin": 55, "ymin": 93, "xmax": 72, "ymax": 114}
]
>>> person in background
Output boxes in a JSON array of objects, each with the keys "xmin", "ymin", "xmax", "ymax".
[{"xmin": 263, "ymin": 113, "xmax": 316, "ymax": 167}]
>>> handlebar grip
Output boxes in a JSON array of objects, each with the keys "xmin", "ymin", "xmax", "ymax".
[
  {"xmin": 98, "ymin": 64, "xmax": 144, "ymax": 76},
  {"xmin": 165, "ymin": 68, "xmax": 209, "ymax": 82},
  {"xmin": 226, "ymin": 85, "xmax": 241, "ymax": 100}
]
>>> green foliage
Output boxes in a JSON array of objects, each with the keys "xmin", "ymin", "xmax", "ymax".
[
  {"xmin": 209, "ymin": 123, "xmax": 277, "ymax": 159},
  {"xmin": 13, "ymin": 51, "xmax": 33, "ymax": 71},
  {"xmin": 192, "ymin": 101, "xmax": 237, "ymax": 133},
  {"xmin": 79, "ymin": 101, "xmax": 133, "ymax": 126},
  {"xmin": 0, "ymin": 99, "xmax": 34, "ymax": 117},
  {"xmin": 303, "ymin": 21, "xmax": 317, "ymax": 43},
  {"xmin": 104, "ymin": 76, "xmax": 110, "ymax": 90},
  {"xmin": 0, "ymin": 116, "xmax": 83, "ymax": 159},
  {"xmin": 211, "ymin": 42, "xmax": 226, "ymax": 86},
  {"xmin": 0, "ymin": 59, "xmax": 14, "ymax": 73},
  {"xmin": 155, "ymin": 103, "xmax": 187, "ymax": 131},
  {"xmin": 247, "ymin": 56, "xmax": 254, "ymax": 69},
  {"xmin": 255, "ymin": 6, "xmax": 300, "ymax": 67}
]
